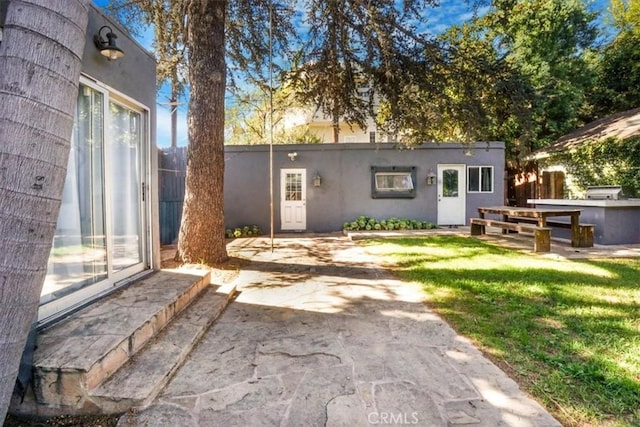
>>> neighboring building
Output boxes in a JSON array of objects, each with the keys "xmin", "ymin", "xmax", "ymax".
[
  {"xmin": 281, "ymin": 105, "xmax": 389, "ymax": 144},
  {"xmin": 279, "ymin": 81, "xmax": 395, "ymax": 144},
  {"xmin": 12, "ymin": 4, "xmax": 160, "ymax": 326},
  {"xmin": 224, "ymin": 142, "xmax": 505, "ymax": 233},
  {"xmin": 528, "ymin": 107, "xmax": 640, "ymax": 199},
  {"xmin": 525, "ymin": 108, "xmax": 640, "ymax": 245}
]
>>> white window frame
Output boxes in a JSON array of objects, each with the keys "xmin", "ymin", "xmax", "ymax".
[{"xmin": 467, "ymin": 166, "xmax": 494, "ymax": 193}]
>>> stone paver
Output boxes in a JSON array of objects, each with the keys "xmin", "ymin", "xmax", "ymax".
[{"xmin": 118, "ymin": 234, "xmax": 561, "ymax": 427}]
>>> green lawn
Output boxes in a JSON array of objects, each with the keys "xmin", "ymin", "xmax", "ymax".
[{"xmin": 363, "ymin": 236, "xmax": 640, "ymax": 427}]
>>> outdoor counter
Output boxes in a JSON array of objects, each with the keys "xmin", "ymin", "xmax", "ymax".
[{"xmin": 528, "ymin": 199, "xmax": 640, "ymax": 245}]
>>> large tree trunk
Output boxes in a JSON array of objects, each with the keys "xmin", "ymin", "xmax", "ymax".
[
  {"xmin": 176, "ymin": 0, "xmax": 228, "ymax": 264},
  {"xmin": 0, "ymin": 0, "xmax": 88, "ymax": 422}
]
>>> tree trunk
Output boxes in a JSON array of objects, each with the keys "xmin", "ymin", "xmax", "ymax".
[
  {"xmin": 0, "ymin": 0, "xmax": 88, "ymax": 422},
  {"xmin": 176, "ymin": 0, "xmax": 228, "ymax": 265}
]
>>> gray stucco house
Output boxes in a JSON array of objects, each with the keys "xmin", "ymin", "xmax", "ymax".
[{"xmin": 224, "ymin": 142, "xmax": 505, "ymax": 233}]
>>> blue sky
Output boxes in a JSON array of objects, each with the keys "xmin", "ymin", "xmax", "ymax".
[{"xmin": 92, "ymin": 0, "xmax": 613, "ymax": 147}]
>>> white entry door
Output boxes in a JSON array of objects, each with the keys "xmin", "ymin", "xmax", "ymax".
[
  {"xmin": 280, "ymin": 169, "xmax": 307, "ymax": 230},
  {"xmin": 437, "ymin": 164, "xmax": 466, "ymax": 226}
]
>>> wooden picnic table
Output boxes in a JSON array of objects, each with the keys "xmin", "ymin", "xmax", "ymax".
[{"xmin": 477, "ymin": 206, "xmax": 584, "ymax": 247}]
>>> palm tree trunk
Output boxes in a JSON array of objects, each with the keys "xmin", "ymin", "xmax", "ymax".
[{"xmin": 0, "ymin": 0, "xmax": 88, "ymax": 422}]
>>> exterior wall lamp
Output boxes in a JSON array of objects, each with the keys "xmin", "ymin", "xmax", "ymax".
[
  {"xmin": 426, "ymin": 169, "xmax": 436, "ymax": 185},
  {"xmin": 312, "ymin": 172, "xmax": 322, "ymax": 187},
  {"xmin": 287, "ymin": 152, "xmax": 297, "ymax": 161},
  {"xmin": 94, "ymin": 26, "xmax": 124, "ymax": 60}
]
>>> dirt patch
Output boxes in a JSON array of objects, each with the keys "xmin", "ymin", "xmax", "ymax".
[{"xmin": 161, "ymin": 246, "xmax": 247, "ymax": 285}]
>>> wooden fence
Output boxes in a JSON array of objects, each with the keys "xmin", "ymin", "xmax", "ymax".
[{"xmin": 158, "ymin": 147, "xmax": 187, "ymax": 245}]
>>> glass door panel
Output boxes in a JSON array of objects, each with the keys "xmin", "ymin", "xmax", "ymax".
[
  {"xmin": 40, "ymin": 81, "xmax": 149, "ymax": 323},
  {"xmin": 108, "ymin": 102, "xmax": 143, "ymax": 272},
  {"xmin": 442, "ymin": 169, "xmax": 459, "ymax": 197},
  {"xmin": 42, "ymin": 85, "xmax": 107, "ymax": 304},
  {"xmin": 285, "ymin": 172, "xmax": 303, "ymax": 201}
]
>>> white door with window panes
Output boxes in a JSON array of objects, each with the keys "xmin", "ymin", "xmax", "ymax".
[
  {"xmin": 280, "ymin": 169, "xmax": 306, "ymax": 230},
  {"xmin": 437, "ymin": 164, "xmax": 466, "ymax": 226}
]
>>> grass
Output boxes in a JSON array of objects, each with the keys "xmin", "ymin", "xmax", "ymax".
[{"xmin": 363, "ymin": 235, "xmax": 640, "ymax": 427}]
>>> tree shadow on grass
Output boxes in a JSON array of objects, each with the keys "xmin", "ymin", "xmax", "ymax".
[{"xmin": 375, "ymin": 236, "xmax": 640, "ymax": 426}]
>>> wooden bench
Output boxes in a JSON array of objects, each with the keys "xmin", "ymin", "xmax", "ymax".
[
  {"xmin": 470, "ymin": 218, "xmax": 551, "ymax": 252},
  {"xmin": 507, "ymin": 217, "xmax": 594, "ymax": 247}
]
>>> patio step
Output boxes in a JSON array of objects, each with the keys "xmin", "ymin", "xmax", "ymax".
[
  {"xmin": 11, "ymin": 268, "xmax": 225, "ymax": 416},
  {"xmin": 89, "ymin": 283, "xmax": 236, "ymax": 413}
]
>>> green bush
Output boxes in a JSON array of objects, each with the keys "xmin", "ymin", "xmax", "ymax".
[
  {"xmin": 342, "ymin": 215, "xmax": 436, "ymax": 231},
  {"xmin": 226, "ymin": 225, "xmax": 263, "ymax": 239}
]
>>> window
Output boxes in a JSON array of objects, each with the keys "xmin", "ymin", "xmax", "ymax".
[
  {"xmin": 468, "ymin": 166, "xmax": 493, "ymax": 193},
  {"xmin": 371, "ymin": 166, "xmax": 416, "ymax": 198},
  {"xmin": 344, "ymin": 135, "xmax": 356, "ymax": 143},
  {"xmin": 284, "ymin": 172, "xmax": 303, "ymax": 201},
  {"xmin": 369, "ymin": 131, "xmax": 376, "ymax": 144}
]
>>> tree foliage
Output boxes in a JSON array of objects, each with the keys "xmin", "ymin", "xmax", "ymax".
[
  {"xmin": 494, "ymin": 0, "xmax": 597, "ymax": 148},
  {"xmin": 225, "ymin": 85, "xmax": 321, "ymax": 145},
  {"xmin": 377, "ymin": 20, "xmax": 533, "ymax": 148},
  {"xmin": 379, "ymin": 0, "xmax": 597, "ymax": 165},
  {"xmin": 105, "ymin": 0, "xmax": 297, "ymax": 92},
  {"xmin": 610, "ymin": 0, "xmax": 640, "ymax": 33},
  {"xmin": 288, "ymin": 0, "xmax": 440, "ymax": 142},
  {"xmin": 590, "ymin": 0, "xmax": 640, "ymax": 117}
]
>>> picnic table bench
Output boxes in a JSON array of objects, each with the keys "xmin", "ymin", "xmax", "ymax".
[
  {"xmin": 470, "ymin": 218, "xmax": 551, "ymax": 252},
  {"xmin": 506, "ymin": 217, "xmax": 594, "ymax": 247},
  {"xmin": 470, "ymin": 206, "xmax": 595, "ymax": 252}
]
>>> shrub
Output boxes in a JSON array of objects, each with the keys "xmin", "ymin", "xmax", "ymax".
[
  {"xmin": 226, "ymin": 225, "xmax": 263, "ymax": 239},
  {"xmin": 342, "ymin": 215, "xmax": 436, "ymax": 231}
]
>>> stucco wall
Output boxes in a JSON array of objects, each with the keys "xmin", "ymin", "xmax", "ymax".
[
  {"xmin": 225, "ymin": 142, "xmax": 505, "ymax": 233},
  {"xmin": 83, "ymin": 6, "xmax": 157, "ymax": 112}
]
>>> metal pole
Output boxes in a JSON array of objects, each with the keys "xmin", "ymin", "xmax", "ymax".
[{"xmin": 269, "ymin": 0, "xmax": 274, "ymax": 252}]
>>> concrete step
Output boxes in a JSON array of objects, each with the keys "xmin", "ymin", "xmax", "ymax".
[
  {"xmin": 90, "ymin": 283, "xmax": 236, "ymax": 413},
  {"xmin": 20, "ymin": 269, "xmax": 212, "ymax": 415}
]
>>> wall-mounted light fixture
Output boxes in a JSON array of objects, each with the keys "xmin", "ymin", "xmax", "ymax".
[
  {"xmin": 287, "ymin": 152, "xmax": 298, "ymax": 161},
  {"xmin": 94, "ymin": 25, "xmax": 124, "ymax": 60},
  {"xmin": 426, "ymin": 169, "xmax": 436, "ymax": 185},
  {"xmin": 312, "ymin": 172, "xmax": 322, "ymax": 187},
  {"xmin": 463, "ymin": 147, "xmax": 474, "ymax": 157}
]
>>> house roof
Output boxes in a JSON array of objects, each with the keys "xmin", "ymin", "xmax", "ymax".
[{"xmin": 529, "ymin": 107, "xmax": 640, "ymax": 159}]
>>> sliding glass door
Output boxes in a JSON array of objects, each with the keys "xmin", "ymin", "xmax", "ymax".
[
  {"xmin": 40, "ymin": 80, "xmax": 149, "ymax": 322},
  {"xmin": 108, "ymin": 101, "xmax": 144, "ymax": 273}
]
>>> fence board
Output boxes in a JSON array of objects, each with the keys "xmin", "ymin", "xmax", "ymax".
[{"xmin": 158, "ymin": 147, "xmax": 187, "ymax": 244}]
